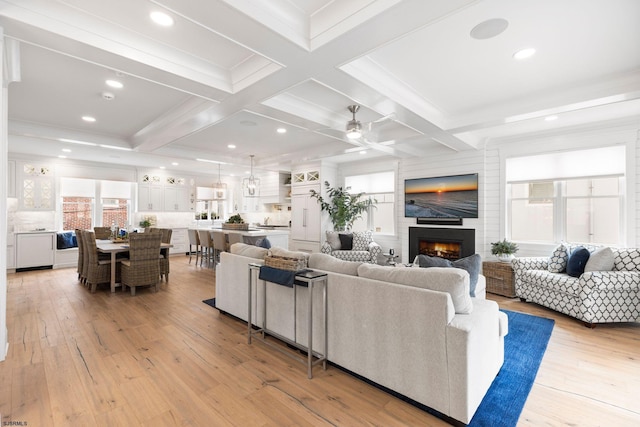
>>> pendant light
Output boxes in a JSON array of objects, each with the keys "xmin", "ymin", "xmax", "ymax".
[
  {"xmin": 212, "ymin": 163, "xmax": 227, "ymax": 200},
  {"xmin": 242, "ymin": 154, "xmax": 260, "ymax": 197}
]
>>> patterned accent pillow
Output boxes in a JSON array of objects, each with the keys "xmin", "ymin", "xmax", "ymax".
[
  {"xmin": 548, "ymin": 243, "xmax": 569, "ymax": 273},
  {"xmin": 326, "ymin": 231, "xmax": 341, "ymax": 250},
  {"xmin": 351, "ymin": 230, "xmax": 372, "ymax": 251}
]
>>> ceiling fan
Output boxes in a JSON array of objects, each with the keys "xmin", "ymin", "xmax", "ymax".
[{"xmin": 345, "ymin": 104, "xmax": 396, "ymax": 142}]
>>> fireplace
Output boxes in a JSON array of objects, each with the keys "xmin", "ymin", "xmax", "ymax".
[{"xmin": 408, "ymin": 227, "xmax": 475, "ymax": 263}]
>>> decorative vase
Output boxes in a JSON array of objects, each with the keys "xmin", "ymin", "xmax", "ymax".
[{"xmin": 496, "ymin": 253, "xmax": 514, "ymax": 262}]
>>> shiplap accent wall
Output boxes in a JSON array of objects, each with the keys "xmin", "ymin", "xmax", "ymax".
[{"xmin": 398, "ymin": 149, "xmax": 486, "ymax": 264}]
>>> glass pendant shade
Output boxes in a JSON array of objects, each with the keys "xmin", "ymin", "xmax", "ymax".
[
  {"xmin": 242, "ymin": 155, "xmax": 260, "ymax": 197},
  {"xmin": 212, "ymin": 163, "xmax": 227, "ymax": 199}
]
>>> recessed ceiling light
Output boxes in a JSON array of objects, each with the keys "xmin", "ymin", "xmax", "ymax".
[
  {"xmin": 171, "ymin": 162, "xmax": 179, "ymax": 166},
  {"xmin": 359, "ymin": 150, "xmax": 367, "ymax": 155},
  {"xmin": 82, "ymin": 116, "xmax": 96, "ymax": 122},
  {"xmin": 106, "ymin": 79, "xmax": 123, "ymax": 89},
  {"xmin": 150, "ymin": 11, "xmax": 174, "ymax": 27},
  {"xmin": 513, "ymin": 48, "xmax": 536, "ymax": 60},
  {"xmin": 545, "ymin": 115, "xmax": 558, "ymax": 121},
  {"xmin": 58, "ymin": 155, "xmax": 67, "ymax": 159},
  {"xmin": 159, "ymin": 166, "xmax": 166, "ymax": 169},
  {"xmin": 470, "ymin": 18, "xmax": 509, "ymax": 40},
  {"xmin": 277, "ymin": 127, "xmax": 287, "ymax": 134},
  {"xmin": 228, "ymin": 144, "xmax": 236, "ymax": 149},
  {"xmin": 62, "ymin": 148, "xmax": 71, "ymax": 153}
]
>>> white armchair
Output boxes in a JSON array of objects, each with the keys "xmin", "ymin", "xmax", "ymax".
[{"xmin": 321, "ymin": 230, "xmax": 382, "ymax": 263}]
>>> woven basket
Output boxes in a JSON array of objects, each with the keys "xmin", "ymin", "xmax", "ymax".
[
  {"xmin": 264, "ymin": 255, "xmax": 307, "ymax": 272},
  {"xmin": 222, "ymin": 223, "xmax": 249, "ymax": 231}
]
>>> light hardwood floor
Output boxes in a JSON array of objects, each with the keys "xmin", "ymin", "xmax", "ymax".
[{"xmin": 1, "ymin": 256, "xmax": 639, "ymax": 426}]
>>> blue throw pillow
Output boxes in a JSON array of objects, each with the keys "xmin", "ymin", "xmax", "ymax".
[
  {"xmin": 56, "ymin": 231, "xmax": 77, "ymax": 249},
  {"xmin": 415, "ymin": 253, "xmax": 481, "ymax": 297},
  {"xmin": 566, "ymin": 246, "xmax": 590, "ymax": 277},
  {"xmin": 257, "ymin": 237, "xmax": 271, "ymax": 249}
]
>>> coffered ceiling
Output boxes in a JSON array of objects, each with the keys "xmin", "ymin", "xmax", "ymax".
[{"xmin": 1, "ymin": 0, "xmax": 639, "ymax": 179}]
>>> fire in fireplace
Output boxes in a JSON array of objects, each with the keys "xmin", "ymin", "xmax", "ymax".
[
  {"xmin": 419, "ymin": 240, "xmax": 461, "ymax": 260},
  {"xmin": 409, "ymin": 227, "xmax": 475, "ymax": 262}
]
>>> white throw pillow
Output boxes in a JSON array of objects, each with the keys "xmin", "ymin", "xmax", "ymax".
[
  {"xmin": 584, "ymin": 247, "xmax": 615, "ymax": 272},
  {"xmin": 548, "ymin": 243, "xmax": 569, "ymax": 273},
  {"xmin": 326, "ymin": 231, "xmax": 341, "ymax": 250},
  {"xmin": 268, "ymin": 246, "xmax": 309, "ymax": 260}
]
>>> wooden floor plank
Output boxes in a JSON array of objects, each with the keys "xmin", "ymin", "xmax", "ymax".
[{"xmin": 2, "ymin": 256, "xmax": 639, "ymax": 426}]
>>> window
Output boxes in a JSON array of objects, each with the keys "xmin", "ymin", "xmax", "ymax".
[
  {"xmin": 506, "ymin": 146, "xmax": 625, "ymax": 245},
  {"xmin": 102, "ymin": 198, "xmax": 129, "ymax": 229},
  {"xmin": 345, "ymin": 171, "xmax": 395, "ymax": 234},
  {"xmin": 60, "ymin": 178, "xmax": 133, "ymax": 230},
  {"xmin": 62, "ymin": 197, "xmax": 93, "ymax": 230}
]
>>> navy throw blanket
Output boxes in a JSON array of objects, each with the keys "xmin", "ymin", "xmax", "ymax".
[{"xmin": 259, "ymin": 265, "xmax": 297, "ymax": 287}]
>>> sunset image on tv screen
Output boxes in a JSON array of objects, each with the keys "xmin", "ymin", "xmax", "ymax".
[{"xmin": 405, "ymin": 173, "xmax": 478, "ymax": 218}]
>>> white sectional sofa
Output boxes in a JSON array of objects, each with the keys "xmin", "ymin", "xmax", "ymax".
[
  {"xmin": 216, "ymin": 244, "xmax": 507, "ymax": 424},
  {"xmin": 513, "ymin": 244, "xmax": 640, "ymax": 327}
]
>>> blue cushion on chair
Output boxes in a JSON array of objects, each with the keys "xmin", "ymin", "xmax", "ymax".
[{"xmin": 566, "ymin": 246, "xmax": 590, "ymax": 277}]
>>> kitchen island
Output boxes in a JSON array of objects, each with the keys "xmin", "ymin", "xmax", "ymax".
[{"xmin": 197, "ymin": 226, "xmax": 290, "ymax": 249}]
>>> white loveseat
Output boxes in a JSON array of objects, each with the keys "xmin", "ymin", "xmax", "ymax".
[
  {"xmin": 216, "ymin": 244, "xmax": 507, "ymax": 424},
  {"xmin": 512, "ymin": 244, "xmax": 640, "ymax": 327}
]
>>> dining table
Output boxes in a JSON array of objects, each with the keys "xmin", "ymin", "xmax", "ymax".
[{"xmin": 96, "ymin": 239, "xmax": 173, "ymax": 292}]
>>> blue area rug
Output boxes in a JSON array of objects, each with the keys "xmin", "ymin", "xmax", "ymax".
[
  {"xmin": 202, "ymin": 298, "xmax": 216, "ymax": 308},
  {"xmin": 468, "ymin": 309, "xmax": 554, "ymax": 427}
]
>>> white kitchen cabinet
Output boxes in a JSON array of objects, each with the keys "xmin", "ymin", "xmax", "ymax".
[
  {"xmin": 164, "ymin": 186, "xmax": 190, "ymax": 211},
  {"xmin": 290, "ymin": 184, "xmax": 321, "ymax": 251},
  {"xmin": 138, "ymin": 184, "xmax": 164, "ymax": 211},
  {"xmin": 18, "ymin": 162, "xmax": 55, "ymax": 210},
  {"xmin": 289, "ymin": 162, "xmax": 336, "ymax": 253},
  {"xmin": 16, "ymin": 232, "xmax": 55, "ymax": 269},
  {"xmin": 169, "ymin": 228, "xmax": 189, "ymax": 255},
  {"xmin": 7, "ymin": 232, "xmax": 15, "ymax": 269}
]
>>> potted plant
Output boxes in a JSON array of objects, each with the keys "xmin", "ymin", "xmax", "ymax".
[
  {"xmin": 223, "ymin": 213, "xmax": 248, "ymax": 230},
  {"xmin": 309, "ymin": 181, "xmax": 375, "ymax": 231},
  {"xmin": 491, "ymin": 239, "xmax": 519, "ymax": 262}
]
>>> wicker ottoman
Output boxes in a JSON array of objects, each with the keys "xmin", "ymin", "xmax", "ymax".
[{"xmin": 482, "ymin": 260, "xmax": 516, "ymax": 297}]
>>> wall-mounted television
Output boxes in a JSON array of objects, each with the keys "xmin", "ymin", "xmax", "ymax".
[{"xmin": 404, "ymin": 173, "xmax": 478, "ymax": 218}]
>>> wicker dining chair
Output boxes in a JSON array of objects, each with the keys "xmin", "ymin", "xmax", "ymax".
[
  {"xmin": 84, "ymin": 231, "xmax": 119, "ymax": 293},
  {"xmin": 93, "ymin": 226, "xmax": 112, "ymax": 239},
  {"xmin": 120, "ymin": 233, "xmax": 162, "ymax": 296},
  {"xmin": 75, "ymin": 229, "xmax": 86, "ymax": 284},
  {"xmin": 188, "ymin": 229, "xmax": 200, "ymax": 265},
  {"xmin": 155, "ymin": 228, "xmax": 173, "ymax": 281}
]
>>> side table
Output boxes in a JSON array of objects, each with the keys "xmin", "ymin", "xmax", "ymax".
[
  {"xmin": 247, "ymin": 263, "xmax": 328, "ymax": 379},
  {"xmin": 482, "ymin": 260, "xmax": 516, "ymax": 297}
]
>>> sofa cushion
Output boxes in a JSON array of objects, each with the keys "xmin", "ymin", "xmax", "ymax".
[
  {"xmin": 357, "ymin": 263, "xmax": 473, "ymax": 314},
  {"xmin": 338, "ymin": 233, "xmax": 353, "ymax": 250},
  {"xmin": 548, "ymin": 243, "xmax": 569, "ymax": 273},
  {"xmin": 309, "ymin": 253, "xmax": 361, "ymax": 276},
  {"xmin": 415, "ymin": 254, "xmax": 482, "ymax": 297},
  {"xmin": 566, "ymin": 246, "xmax": 590, "ymax": 277},
  {"xmin": 584, "ymin": 247, "xmax": 614, "ymax": 272},
  {"xmin": 256, "ymin": 237, "xmax": 271, "ymax": 249},
  {"xmin": 329, "ymin": 250, "xmax": 371, "ymax": 263},
  {"xmin": 352, "ymin": 230, "xmax": 372, "ymax": 251},
  {"xmin": 326, "ymin": 231, "xmax": 341, "ymax": 250},
  {"xmin": 613, "ymin": 248, "xmax": 640, "ymax": 271},
  {"xmin": 230, "ymin": 242, "xmax": 269, "ymax": 259}
]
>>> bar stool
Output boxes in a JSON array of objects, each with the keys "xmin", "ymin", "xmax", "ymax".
[
  {"xmin": 211, "ymin": 230, "xmax": 227, "ymax": 266},
  {"xmin": 198, "ymin": 229, "xmax": 215, "ymax": 267},
  {"xmin": 188, "ymin": 229, "xmax": 200, "ymax": 265}
]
